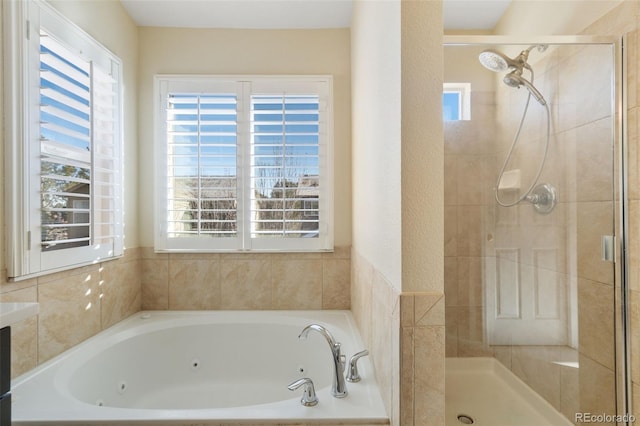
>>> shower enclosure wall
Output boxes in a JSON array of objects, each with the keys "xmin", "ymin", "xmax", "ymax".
[{"xmin": 444, "ymin": 38, "xmax": 624, "ymax": 424}]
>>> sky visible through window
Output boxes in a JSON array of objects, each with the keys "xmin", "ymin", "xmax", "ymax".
[{"xmin": 443, "ymin": 92, "xmax": 461, "ymax": 121}]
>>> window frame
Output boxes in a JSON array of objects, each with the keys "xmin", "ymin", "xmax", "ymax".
[
  {"xmin": 154, "ymin": 75, "xmax": 334, "ymax": 253},
  {"xmin": 3, "ymin": 0, "xmax": 124, "ymax": 279},
  {"xmin": 443, "ymin": 82, "xmax": 471, "ymax": 121}
]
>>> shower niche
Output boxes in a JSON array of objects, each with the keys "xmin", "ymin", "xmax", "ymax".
[{"xmin": 444, "ymin": 37, "xmax": 625, "ymax": 424}]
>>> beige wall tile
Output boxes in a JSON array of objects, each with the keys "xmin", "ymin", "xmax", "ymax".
[
  {"xmin": 560, "ymin": 361, "xmax": 579, "ymax": 423},
  {"xmin": 37, "ymin": 268, "xmax": 102, "ymax": 363},
  {"xmin": 370, "ymin": 269, "xmax": 396, "ymax": 419},
  {"xmin": 456, "ymin": 307, "xmax": 489, "ymax": 357},
  {"xmin": 630, "ymin": 200, "xmax": 640, "ymax": 293},
  {"xmin": 578, "ymin": 354, "xmax": 616, "ymax": 423},
  {"xmin": 400, "ymin": 294, "xmax": 414, "ymax": 327},
  {"xmin": 272, "ymin": 259, "xmax": 322, "ymax": 309},
  {"xmin": 220, "ymin": 258, "xmax": 272, "ymax": 309},
  {"xmin": 630, "ymin": 290, "xmax": 640, "ymax": 384},
  {"xmin": 444, "ymin": 154, "xmax": 457, "ymax": 207},
  {"xmin": 140, "ymin": 246, "xmax": 168, "ymax": 260},
  {"xmin": 457, "ymin": 257, "xmax": 483, "ymax": 307},
  {"xmin": 444, "ymin": 205, "xmax": 458, "ymax": 257},
  {"xmin": 322, "ymin": 245, "xmax": 351, "ymax": 259},
  {"xmin": 456, "ymin": 154, "xmax": 496, "ymax": 206},
  {"xmin": 0, "ymin": 275, "xmax": 37, "ymax": 295},
  {"xmin": 457, "ymin": 205, "xmax": 494, "ymax": 257},
  {"xmin": 101, "ymin": 258, "xmax": 142, "ymax": 328},
  {"xmin": 576, "ymin": 201, "xmax": 614, "ymax": 286},
  {"xmin": 168, "ymin": 259, "xmax": 221, "ymax": 310},
  {"xmin": 557, "ymin": 45, "xmax": 614, "ymax": 133},
  {"xmin": 629, "ymin": 107, "xmax": 639, "ymax": 202},
  {"xmin": 400, "ymin": 327, "xmax": 414, "ymax": 426},
  {"xmin": 575, "ymin": 118, "xmax": 614, "ymax": 203},
  {"xmin": 445, "ymin": 306, "xmax": 458, "ymax": 358},
  {"xmin": 322, "ymin": 258, "xmax": 350, "ymax": 309},
  {"xmin": 629, "ymin": 31, "xmax": 639, "ymax": 111},
  {"xmin": 351, "ymin": 250, "xmax": 373, "ymax": 348},
  {"xmin": 413, "ymin": 326, "xmax": 445, "ymax": 426},
  {"xmin": 511, "ymin": 346, "xmax": 562, "ymax": 411},
  {"xmin": 141, "ymin": 258, "xmax": 169, "ymax": 309},
  {"xmin": 634, "ymin": 382, "xmax": 640, "ymax": 421},
  {"xmin": 414, "ymin": 293, "xmax": 445, "ymax": 326},
  {"xmin": 2, "ymin": 287, "xmax": 38, "ymax": 378},
  {"xmin": 444, "ymin": 257, "xmax": 458, "ymax": 307},
  {"xmin": 578, "ymin": 278, "xmax": 615, "ymax": 370}
]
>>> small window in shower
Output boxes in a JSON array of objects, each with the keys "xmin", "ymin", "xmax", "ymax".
[{"xmin": 443, "ymin": 82, "xmax": 471, "ymax": 121}]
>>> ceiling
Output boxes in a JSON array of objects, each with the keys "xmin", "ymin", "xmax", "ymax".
[{"xmin": 120, "ymin": 0, "xmax": 512, "ymax": 30}]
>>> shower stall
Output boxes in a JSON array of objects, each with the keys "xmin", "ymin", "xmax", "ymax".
[{"xmin": 443, "ymin": 36, "xmax": 628, "ymax": 425}]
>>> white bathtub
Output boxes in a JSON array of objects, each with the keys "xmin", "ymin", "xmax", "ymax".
[{"xmin": 11, "ymin": 310, "xmax": 388, "ymax": 425}]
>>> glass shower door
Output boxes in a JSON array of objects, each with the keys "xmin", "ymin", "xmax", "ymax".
[{"xmin": 443, "ymin": 37, "xmax": 626, "ymax": 424}]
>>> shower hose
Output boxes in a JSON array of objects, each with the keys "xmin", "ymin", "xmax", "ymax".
[{"xmin": 494, "ymin": 70, "xmax": 551, "ymax": 208}]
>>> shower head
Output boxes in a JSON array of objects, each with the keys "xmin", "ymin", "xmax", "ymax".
[
  {"xmin": 479, "ymin": 45, "xmax": 548, "ymax": 73},
  {"xmin": 479, "ymin": 45, "xmax": 548, "ymax": 106},
  {"xmin": 503, "ymin": 72, "xmax": 547, "ymax": 106},
  {"xmin": 478, "ymin": 49, "xmax": 516, "ymax": 72}
]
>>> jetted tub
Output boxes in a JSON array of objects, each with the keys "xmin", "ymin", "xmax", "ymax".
[{"xmin": 11, "ymin": 310, "xmax": 388, "ymax": 425}]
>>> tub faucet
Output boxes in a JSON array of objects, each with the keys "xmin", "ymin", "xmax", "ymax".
[
  {"xmin": 288, "ymin": 377, "xmax": 318, "ymax": 406},
  {"xmin": 346, "ymin": 349, "xmax": 369, "ymax": 383},
  {"xmin": 298, "ymin": 324, "xmax": 347, "ymax": 398}
]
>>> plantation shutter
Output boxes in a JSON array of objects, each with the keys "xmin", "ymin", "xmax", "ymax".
[
  {"xmin": 250, "ymin": 94, "xmax": 321, "ymax": 239},
  {"xmin": 39, "ymin": 31, "xmax": 92, "ymax": 251},
  {"xmin": 165, "ymin": 94, "xmax": 238, "ymax": 239},
  {"xmin": 5, "ymin": 0, "xmax": 124, "ymax": 278},
  {"xmin": 156, "ymin": 76, "xmax": 333, "ymax": 252}
]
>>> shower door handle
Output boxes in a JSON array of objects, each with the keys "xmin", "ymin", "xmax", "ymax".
[{"xmin": 601, "ymin": 235, "xmax": 615, "ymax": 262}]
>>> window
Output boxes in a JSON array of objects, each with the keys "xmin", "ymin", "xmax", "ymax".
[
  {"xmin": 4, "ymin": 0, "xmax": 123, "ymax": 278},
  {"xmin": 443, "ymin": 82, "xmax": 471, "ymax": 121},
  {"xmin": 155, "ymin": 76, "xmax": 333, "ymax": 252}
]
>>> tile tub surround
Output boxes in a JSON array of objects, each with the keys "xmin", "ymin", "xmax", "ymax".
[
  {"xmin": 351, "ymin": 249, "xmax": 445, "ymax": 426},
  {"xmin": 0, "ymin": 248, "xmax": 142, "ymax": 378},
  {"xmin": 141, "ymin": 246, "xmax": 351, "ymax": 311}
]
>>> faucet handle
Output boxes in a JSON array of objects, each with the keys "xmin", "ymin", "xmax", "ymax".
[
  {"xmin": 288, "ymin": 377, "xmax": 318, "ymax": 406},
  {"xmin": 346, "ymin": 349, "xmax": 370, "ymax": 383}
]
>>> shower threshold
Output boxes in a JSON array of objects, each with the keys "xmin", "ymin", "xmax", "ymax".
[{"xmin": 445, "ymin": 357, "xmax": 572, "ymax": 426}]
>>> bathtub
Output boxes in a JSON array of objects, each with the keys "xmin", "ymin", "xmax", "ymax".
[{"xmin": 11, "ymin": 310, "xmax": 388, "ymax": 425}]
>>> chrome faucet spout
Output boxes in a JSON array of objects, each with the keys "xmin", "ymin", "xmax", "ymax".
[{"xmin": 298, "ymin": 324, "xmax": 347, "ymax": 398}]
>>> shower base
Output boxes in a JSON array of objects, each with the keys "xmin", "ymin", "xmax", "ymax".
[{"xmin": 446, "ymin": 357, "xmax": 572, "ymax": 426}]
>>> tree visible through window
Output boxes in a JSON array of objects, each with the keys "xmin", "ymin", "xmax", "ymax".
[
  {"xmin": 4, "ymin": 0, "xmax": 124, "ymax": 277},
  {"xmin": 156, "ymin": 76, "xmax": 333, "ymax": 252}
]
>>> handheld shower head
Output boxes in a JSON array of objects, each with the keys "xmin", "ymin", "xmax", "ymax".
[{"xmin": 503, "ymin": 72, "xmax": 547, "ymax": 106}]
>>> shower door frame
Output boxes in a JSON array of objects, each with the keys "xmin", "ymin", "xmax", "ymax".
[{"xmin": 443, "ymin": 35, "xmax": 630, "ymax": 423}]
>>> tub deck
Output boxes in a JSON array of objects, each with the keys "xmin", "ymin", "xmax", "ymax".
[{"xmin": 11, "ymin": 310, "xmax": 389, "ymax": 425}]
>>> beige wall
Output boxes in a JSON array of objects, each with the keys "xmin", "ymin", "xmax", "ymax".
[
  {"xmin": 0, "ymin": 0, "xmax": 142, "ymax": 378},
  {"xmin": 494, "ymin": 0, "xmax": 623, "ymax": 36},
  {"xmin": 136, "ymin": 27, "xmax": 353, "ymax": 313},
  {"xmin": 351, "ymin": 1, "xmax": 444, "ymax": 425},
  {"xmin": 351, "ymin": 0, "xmax": 402, "ymax": 289},
  {"xmin": 137, "ymin": 27, "xmax": 352, "ymax": 248}
]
